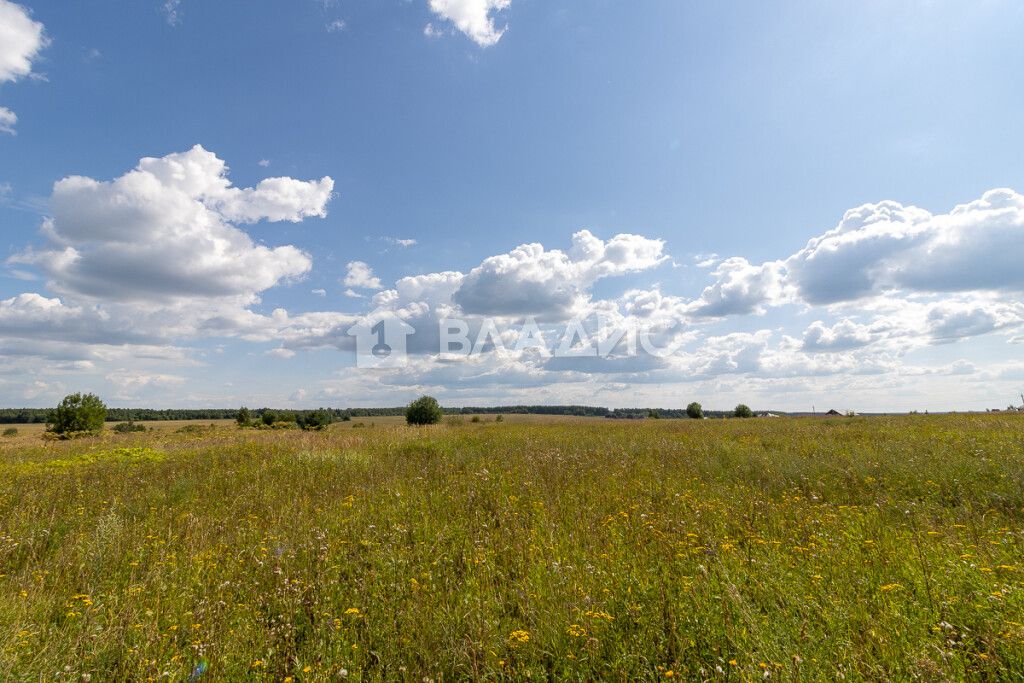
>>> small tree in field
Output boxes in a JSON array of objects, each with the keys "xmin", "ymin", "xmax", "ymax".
[
  {"xmin": 236, "ymin": 406, "xmax": 252, "ymax": 427},
  {"xmin": 406, "ymin": 396, "xmax": 443, "ymax": 426},
  {"xmin": 686, "ymin": 402, "xmax": 704, "ymax": 419},
  {"xmin": 48, "ymin": 393, "xmax": 107, "ymax": 436},
  {"xmin": 734, "ymin": 404, "xmax": 753, "ymax": 418}
]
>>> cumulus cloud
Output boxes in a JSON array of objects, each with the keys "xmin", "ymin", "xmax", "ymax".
[
  {"xmin": 1, "ymin": 147, "xmax": 335, "ymax": 367},
  {"xmin": 0, "ymin": 0, "xmax": 47, "ymax": 135},
  {"xmin": 0, "ymin": 0, "xmax": 46, "ymax": 83},
  {"xmin": 692, "ymin": 189, "xmax": 1024, "ymax": 315},
  {"xmin": 801, "ymin": 319, "xmax": 879, "ymax": 352},
  {"xmin": 427, "ymin": 0, "xmax": 510, "ymax": 47},
  {"xmin": 687, "ymin": 258, "xmax": 787, "ymax": 317},
  {"xmin": 344, "ymin": 261, "xmax": 383, "ymax": 290},
  {"xmin": 12, "ymin": 145, "xmax": 331, "ymax": 303},
  {"xmin": 454, "ymin": 230, "xmax": 666, "ymax": 318}
]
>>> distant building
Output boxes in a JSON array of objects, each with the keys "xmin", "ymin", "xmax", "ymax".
[{"xmin": 825, "ymin": 409, "xmax": 842, "ymax": 416}]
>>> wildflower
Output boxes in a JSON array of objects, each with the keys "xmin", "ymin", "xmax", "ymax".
[
  {"xmin": 880, "ymin": 583, "xmax": 901, "ymax": 592},
  {"xmin": 509, "ymin": 630, "xmax": 530, "ymax": 645},
  {"xmin": 567, "ymin": 624, "xmax": 586, "ymax": 638},
  {"xmin": 345, "ymin": 607, "xmax": 361, "ymax": 616},
  {"xmin": 729, "ymin": 659, "xmax": 737, "ymax": 666}
]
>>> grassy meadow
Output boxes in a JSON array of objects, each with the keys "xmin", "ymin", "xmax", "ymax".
[{"xmin": 0, "ymin": 415, "xmax": 1022, "ymax": 681}]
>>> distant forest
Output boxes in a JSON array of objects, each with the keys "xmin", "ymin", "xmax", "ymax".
[{"xmin": 0, "ymin": 405, "xmax": 745, "ymax": 424}]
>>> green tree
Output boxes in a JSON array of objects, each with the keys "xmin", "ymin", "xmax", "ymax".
[
  {"xmin": 734, "ymin": 404, "xmax": 753, "ymax": 418},
  {"xmin": 686, "ymin": 402, "xmax": 704, "ymax": 419},
  {"xmin": 48, "ymin": 393, "xmax": 107, "ymax": 435},
  {"xmin": 236, "ymin": 406, "xmax": 252, "ymax": 427},
  {"xmin": 298, "ymin": 408, "xmax": 334, "ymax": 431},
  {"xmin": 406, "ymin": 396, "xmax": 443, "ymax": 426}
]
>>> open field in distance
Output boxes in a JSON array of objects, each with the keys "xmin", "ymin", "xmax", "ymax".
[{"xmin": 1, "ymin": 415, "xmax": 1022, "ymax": 680}]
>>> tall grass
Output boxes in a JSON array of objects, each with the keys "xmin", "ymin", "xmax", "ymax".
[{"xmin": 0, "ymin": 415, "xmax": 1022, "ymax": 680}]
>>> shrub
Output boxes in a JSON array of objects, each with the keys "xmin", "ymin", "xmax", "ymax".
[
  {"xmin": 113, "ymin": 421, "xmax": 147, "ymax": 434},
  {"xmin": 470, "ymin": 415, "xmax": 482, "ymax": 423},
  {"xmin": 406, "ymin": 396, "xmax": 443, "ymax": 426},
  {"xmin": 298, "ymin": 408, "xmax": 334, "ymax": 431},
  {"xmin": 686, "ymin": 402, "xmax": 704, "ymax": 419},
  {"xmin": 236, "ymin": 407, "xmax": 252, "ymax": 427},
  {"xmin": 734, "ymin": 404, "xmax": 753, "ymax": 418},
  {"xmin": 495, "ymin": 415, "xmax": 504, "ymax": 422},
  {"xmin": 47, "ymin": 393, "xmax": 107, "ymax": 436},
  {"xmin": 177, "ymin": 424, "xmax": 215, "ymax": 434},
  {"xmin": 2, "ymin": 427, "xmax": 17, "ymax": 437}
]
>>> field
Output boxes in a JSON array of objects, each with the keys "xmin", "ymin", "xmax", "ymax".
[{"xmin": 0, "ymin": 415, "xmax": 1022, "ymax": 681}]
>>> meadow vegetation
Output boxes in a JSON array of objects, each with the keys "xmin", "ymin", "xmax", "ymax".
[{"xmin": 0, "ymin": 415, "xmax": 1022, "ymax": 680}]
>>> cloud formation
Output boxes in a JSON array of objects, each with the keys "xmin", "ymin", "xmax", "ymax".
[
  {"xmin": 427, "ymin": 0, "xmax": 510, "ymax": 47},
  {"xmin": 453, "ymin": 230, "xmax": 667, "ymax": 317},
  {"xmin": 692, "ymin": 189, "xmax": 1024, "ymax": 314},
  {"xmin": 0, "ymin": 0, "xmax": 47, "ymax": 135},
  {"xmin": 344, "ymin": 261, "xmax": 383, "ymax": 291},
  {"xmin": 14, "ymin": 145, "xmax": 331, "ymax": 303}
]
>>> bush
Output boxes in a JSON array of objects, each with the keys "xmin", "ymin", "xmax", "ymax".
[
  {"xmin": 406, "ymin": 396, "xmax": 443, "ymax": 426},
  {"xmin": 298, "ymin": 408, "xmax": 334, "ymax": 431},
  {"xmin": 48, "ymin": 393, "xmax": 107, "ymax": 436},
  {"xmin": 236, "ymin": 407, "xmax": 252, "ymax": 427},
  {"xmin": 495, "ymin": 415, "xmax": 504, "ymax": 422},
  {"xmin": 2, "ymin": 427, "xmax": 17, "ymax": 437},
  {"xmin": 113, "ymin": 421, "xmax": 147, "ymax": 434},
  {"xmin": 734, "ymin": 404, "xmax": 753, "ymax": 418},
  {"xmin": 686, "ymin": 402, "xmax": 704, "ymax": 419},
  {"xmin": 470, "ymin": 415, "xmax": 482, "ymax": 423}
]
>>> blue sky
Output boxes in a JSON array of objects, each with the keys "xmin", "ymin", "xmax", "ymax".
[{"xmin": 2, "ymin": 0, "xmax": 1024, "ymax": 411}]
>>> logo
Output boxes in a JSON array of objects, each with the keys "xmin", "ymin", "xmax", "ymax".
[{"xmin": 346, "ymin": 308, "xmax": 415, "ymax": 368}]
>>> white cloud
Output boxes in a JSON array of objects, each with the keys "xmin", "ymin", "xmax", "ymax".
[
  {"xmin": 801, "ymin": 319, "xmax": 878, "ymax": 353},
  {"xmin": 13, "ymin": 145, "xmax": 332, "ymax": 303},
  {"xmin": 344, "ymin": 288, "xmax": 364, "ymax": 299},
  {"xmin": 312, "ymin": 288, "xmax": 327, "ymax": 297},
  {"xmin": 0, "ymin": 0, "xmax": 46, "ymax": 83},
  {"xmin": 687, "ymin": 258, "xmax": 787, "ymax": 318},
  {"xmin": 326, "ymin": 19, "xmax": 346, "ymax": 32},
  {"xmin": 454, "ymin": 230, "xmax": 666, "ymax": 318},
  {"xmin": 258, "ymin": 159, "xmax": 270, "ymax": 168},
  {"xmin": 0, "ymin": 0, "xmax": 47, "ymax": 135},
  {"xmin": 106, "ymin": 369, "xmax": 185, "ymax": 399},
  {"xmin": 691, "ymin": 188, "xmax": 1024, "ymax": 315},
  {"xmin": 427, "ymin": 0, "xmax": 510, "ymax": 47},
  {"xmin": 0, "ymin": 107, "xmax": 16, "ymax": 135},
  {"xmin": 344, "ymin": 261, "xmax": 383, "ymax": 290}
]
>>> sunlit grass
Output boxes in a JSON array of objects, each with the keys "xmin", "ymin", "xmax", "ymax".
[{"xmin": 0, "ymin": 415, "xmax": 1022, "ymax": 680}]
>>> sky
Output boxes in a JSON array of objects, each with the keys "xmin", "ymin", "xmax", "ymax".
[{"xmin": 1, "ymin": 0, "xmax": 1024, "ymax": 412}]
